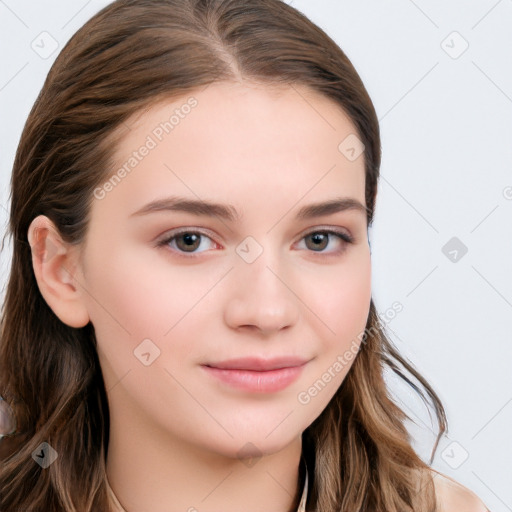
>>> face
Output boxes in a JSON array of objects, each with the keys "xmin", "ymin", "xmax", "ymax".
[{"xmin": 76, "ymin": 81, "xmax": 371, "ymax": 458}]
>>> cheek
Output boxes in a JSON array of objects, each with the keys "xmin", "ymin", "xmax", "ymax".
[
  {"xmin": 309, "ymin": 250, "xmax": 372, "ymax": 343},
  {"xmin": 82, "ymin": 246, "xmax": 224, "ymax": 363},
  {"xmin": 295, "ymin": 252, "xmax": 371, "ymax": 421}
]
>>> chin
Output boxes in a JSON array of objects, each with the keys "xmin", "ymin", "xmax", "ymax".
[{"xmin": 199, "ymin": 427, "xmax": 303, "ymax": 462}]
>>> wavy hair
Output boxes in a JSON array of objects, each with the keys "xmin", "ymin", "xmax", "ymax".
[{"xmin": 0, "ymin": 0, "xmax": 446, "ymax": 510}]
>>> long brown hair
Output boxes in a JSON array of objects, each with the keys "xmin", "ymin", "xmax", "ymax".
[{"xmin": 0, "ymin": 0, "xmax": 446, "ymax": 510}]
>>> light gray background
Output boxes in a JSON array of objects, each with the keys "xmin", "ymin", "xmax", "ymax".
[{"xmin": 1, "ymin": 1, "xmax": 511, "ymax": 510}]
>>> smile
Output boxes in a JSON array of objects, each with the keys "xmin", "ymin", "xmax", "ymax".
[{"xmin": 201, "ymin": 359, "xmax": 308, "ymax": 393}]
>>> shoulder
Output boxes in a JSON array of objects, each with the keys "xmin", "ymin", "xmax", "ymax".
[{"xmin": 429, "ymin": 469, "xmax": 490, "ymax": 512}]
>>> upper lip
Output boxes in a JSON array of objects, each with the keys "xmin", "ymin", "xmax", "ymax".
[{"xmin": 204, "ymin": 356, "xmax": 309, "ymax": 371}]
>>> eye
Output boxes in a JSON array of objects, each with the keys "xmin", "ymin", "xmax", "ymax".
[
  {"xmin": 295, "ymin": 229, "xmax": 354, "ymax": 254},
  {"xmin": 156, "ymin": 227, "xmax": 354, "ymax": 257},
  {"xmin": 156, "ymin": 229, "xmax": 218, "ymax": 255}
]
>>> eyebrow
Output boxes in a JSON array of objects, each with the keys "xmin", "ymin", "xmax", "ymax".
[{"xmin": 130, "ymin": 195, "xmax": 368, "ymax": 221}]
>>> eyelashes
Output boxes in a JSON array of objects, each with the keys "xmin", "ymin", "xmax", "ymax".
[
  {"xmin": 157, "ymin": 230, "xmax": 219, "ymax": 255},
  {"xmin": 295, "ymin": 229, "xmax": 353, "ymax": 253},
  {"xmin": 156, "ymin": 227, "xmax": 354, "ymax": 258}
]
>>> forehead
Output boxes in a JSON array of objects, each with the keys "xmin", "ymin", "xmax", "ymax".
[
  {"xmin": 97, "ymin": 81, "xmax": 366, "ymax": 219},
  {"xmin": 114, "ymin": 80, "xmax": 361, "ymax": 160}
]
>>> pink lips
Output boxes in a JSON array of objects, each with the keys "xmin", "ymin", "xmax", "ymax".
[{"xmin": 201, "ymin": 357, "xmax": 308, "ymax": 393}]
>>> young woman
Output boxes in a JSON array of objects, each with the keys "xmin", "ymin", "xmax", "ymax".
[{"xmin": 0, "ymin": 0, "xmax": 490, "ymax": 510}]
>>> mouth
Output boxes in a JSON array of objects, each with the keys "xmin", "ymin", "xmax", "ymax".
[{"xmin": 201, "ymin": 356, "xmax": 309, "ymax": 393}]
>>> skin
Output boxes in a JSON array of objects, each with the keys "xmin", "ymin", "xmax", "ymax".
[{"xmin": 27, "ymin": 81, "xmax": 488, "ymax": 512}]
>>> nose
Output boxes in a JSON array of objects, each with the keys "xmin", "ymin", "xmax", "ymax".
[{"xmin": 223, "ymin": 248, "xmax": 300, "ymax": 336}]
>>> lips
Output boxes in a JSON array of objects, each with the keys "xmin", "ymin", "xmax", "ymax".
[
  {"xmin": 201, "ymin": 356, "xmax": 309, "ymax": 393},
  {"xmin": 203, "ymin": 356, "xmax": 309, "ymax": 371}
]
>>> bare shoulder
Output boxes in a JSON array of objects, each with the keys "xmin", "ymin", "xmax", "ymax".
[{"xmin": 429, "ymin": 469, "xmax": 490, "ymax": 512}]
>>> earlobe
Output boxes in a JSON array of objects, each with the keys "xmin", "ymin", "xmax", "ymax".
[{"xmin": 27, "ymin": 215, "xmax": 90, "ymax": 329}]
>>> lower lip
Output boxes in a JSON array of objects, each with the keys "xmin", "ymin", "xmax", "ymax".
[{"xmin": 201, "ymin": 364, "xmax": 306, "ymax": 393}]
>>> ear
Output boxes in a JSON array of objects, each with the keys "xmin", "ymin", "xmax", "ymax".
[{"xmin": 27, "ymin": 215, "xmax": 90, "ymax": 328}]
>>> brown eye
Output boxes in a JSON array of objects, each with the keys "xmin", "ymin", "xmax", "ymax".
[
  {"xmin": 297, "ymin": 229, "xmax": 354, "ymax": 255},
  {"xmin": 157, "ymin": 229, "xmax": 218, "ymax": 255},
  {"xmin": 175, "ymin": 232, "xmax": 201, "ymax": 252},
  {"xmin": 305, "ymin": 232, "xmax": 329, "ymax": 251}
]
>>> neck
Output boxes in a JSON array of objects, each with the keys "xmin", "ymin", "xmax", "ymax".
[{"xmin": 105, "ymin": 394, "xmax": 304, "ymax": 512}]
